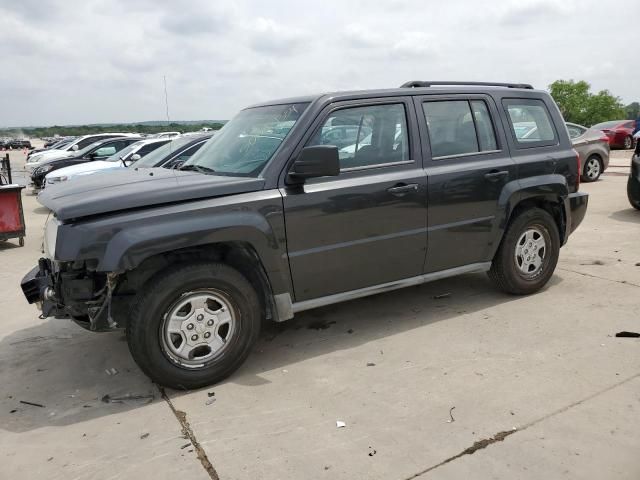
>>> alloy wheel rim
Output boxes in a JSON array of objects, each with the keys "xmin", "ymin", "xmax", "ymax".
[
  {"xmin": 586, "ymin": 158, "xmax": 600, "ymax": 180},
  {"xmin": 514, "ymin": 227, "xmax": 546, "ymax": 277},
  {"xmin": 160, "ymin": 289, "xmax": 236, "ymax": 369}
]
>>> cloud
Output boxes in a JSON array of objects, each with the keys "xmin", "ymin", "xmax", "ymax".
[
  {"xmin": 500, "ymin": 0, "xmax": 571, "ymax": 26},
  {"xmin": 247, "ymin": 17, "xmax": 310, "ymax": 55}
]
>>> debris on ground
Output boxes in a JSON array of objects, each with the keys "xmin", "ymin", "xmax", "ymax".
[
  {"xmin": 366, "ymin": 362, "xmax": 376, "ymax": 367},
  {"xmin": 433, "ymin": 293, "xmax": 452, "ymax": 299},
  {"xmin": 140, "ymin": 433, "xmax": 149, "ymax": 439},
  {"xmin": 10, "ymin": 409, "xmax": 17, "ymax": 413},
  {"xmin": 615, "ymin": 331, "xmax": 640, "ymax": 338},
  {"xmin": 307, "ymin": 320, "xmax": 336, "ymax": 330},
  {"xmin": 47, "ymin": 457, "xmax": 53, "ymax": 462},
  {"xmin": 101, "ymin": 393, "xmax": 154, "ymax": 404},
  {"xmin": 368, "ymin": 446, "xmax": 377, "ymax": 457},
  {"xmin": 180, "ymin": 443, "xmax": 191, "ymax": 449},
  {"xmin": 347, "ymin": 329, "xmax": 354, "ymax": 334},
  {"xmin": 447, "ymin": 406, "xmax": 456, "ymax": 423},
  {"xmin": 205, "ymin": 397, "xmax": 216, "ymax": 406},
  {"xmin": 19, "ymin": 400, "xmax": 45, "ymax": 408},
  {"xmin": 207, "ymin": 391, "xmax": 215, "ymax": 397},
  {"xmin": 580, "ymin": 260, "xmax": 605, "ymax": 265},
  {"xmin": 635, "ymin": 262, "xmax": 640, "ymax": 267},
  {"xmin": 105, "ymin": 368, "xmax": 119, "ymax": 376},
  {"xmin": 336, "ymin": 420, "xmax": 346, "ymax": 428}
]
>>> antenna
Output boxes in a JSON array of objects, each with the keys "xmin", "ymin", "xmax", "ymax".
[{"xmin": 163, "ymin": 75, "xmax": 171, "ymax": 124}]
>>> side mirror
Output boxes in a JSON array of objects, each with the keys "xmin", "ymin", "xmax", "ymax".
[
  {"xmin": 130, "ymin": 153, "xmax": 141, "ymax": 161},
  {"xmin": 71, "ymin": 144, "xmax": 79, "ymax": 151},
  {"xmin": 288, "ymin": 145, "xmax": 339, "ymax": 183},
  {"xmin": 88, "ymin": 152, "xmax": 97, "ymax": 160}
]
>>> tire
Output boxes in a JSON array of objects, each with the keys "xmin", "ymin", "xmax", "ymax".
[
  {"xmin": 488, "ymin": 208, "xmax": 560, "ymax": 295},
  {"xmin": 623, "ymin": 136, "xmax": 633, "ymax": 150},
  {"xmin": 628, "ymin": 176, "xmax": 640, "ymax": 210},
  {"xmin": 581, "ymin": 155, "xmax": 602, "ymax": 182},
  {"xmin": 127, "ymin": 262, "xmax": 262, "ymax": 389}
]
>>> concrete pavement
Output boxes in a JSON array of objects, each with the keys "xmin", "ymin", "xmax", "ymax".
[{"xmin": 1, "ymin": 146, "xmax": 638, "ymax": 479}]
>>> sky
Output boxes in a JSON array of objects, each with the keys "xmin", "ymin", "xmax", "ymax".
[{"xmin": 0, "ymin": 0, "xmax": 637, "ymax": 127}]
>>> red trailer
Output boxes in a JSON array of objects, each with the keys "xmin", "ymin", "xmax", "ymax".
[{"xmin": 0, "ymin": 185, "xmax": 26, "ymax": 247}]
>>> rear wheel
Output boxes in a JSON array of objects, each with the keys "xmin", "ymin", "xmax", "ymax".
[
  {"xmin": 624, "ymin": 136, "xmax": 633, "ymax": 150},
  {"xmin": 488, "ymin": 208, "xmax": 560, "ymax": 295},
  {"xmin": 127, "ymin": 262, "xmax": 262, "ymax": 389},
  {"xmin": 581, "ymin": 155, "xmax": 602, "ymax": 182},
  {"xmin": 628, "ymin": 176, "xmax": 640, "ymax": 210}
]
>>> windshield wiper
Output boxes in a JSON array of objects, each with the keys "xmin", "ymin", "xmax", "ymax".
[{"xmin": 179, "ymin": 164, "xmax": 216, "ymax": 174}]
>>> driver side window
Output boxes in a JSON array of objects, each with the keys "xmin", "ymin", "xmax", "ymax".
[{"xmin": 307, "ymin": 103, "xmax": 409, "ymax": 170}]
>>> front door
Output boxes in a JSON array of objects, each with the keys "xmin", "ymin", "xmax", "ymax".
[
  {"xmin": 414, "ymin": 95, "xmax": 517, "ymax": 273},
  {"xmin": 281, "ymin": 99, "xmax": 428, "ymax": 302}
]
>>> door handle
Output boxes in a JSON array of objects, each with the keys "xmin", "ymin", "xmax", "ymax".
[
  {"xmin": 387, "ymin": 183, "xmax": 419, "ymax": 196},
  {"xmin": 484, "ymin": 170, "xmax": 509, "ymax": 182}
]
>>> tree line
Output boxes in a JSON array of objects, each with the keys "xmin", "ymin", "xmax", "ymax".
[
  {"xmin": 0, "ymin": 122, "xmax": 224, "ymax": 138},
  {"xmin": 549, "ymin": 80, "xmax": 637, "ymax": 127}
]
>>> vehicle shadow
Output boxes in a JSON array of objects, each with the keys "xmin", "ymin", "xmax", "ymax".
[
  {"xmin": 609, "ymin": 208, "xmax": 640, "ymax": 224},
  {"xmin": 0, "ymin": 272, "xmax": 562, "ymax": 433}
]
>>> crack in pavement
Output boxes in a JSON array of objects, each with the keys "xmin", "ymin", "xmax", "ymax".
[
  {"xmin": 404, "ymin": 372, "xmax": 640, "ymax": 479},
  {"xmin": 158, "ymin": 386, "xmax": 220, "ymax": 480},
  {"xmin": 558, "ymin": 267, "xmax": 640, "ymax": 288}
]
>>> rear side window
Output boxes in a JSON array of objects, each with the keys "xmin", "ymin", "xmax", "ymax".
[
  {"xmin": 504, "ymin": 99, "xmax": 557, "ymax": 147},
  {"xmin": 566, "ymin": 125, "xmax": 586, "ymax": 139},
  {"xmin": 422, "ymin": 100, "xmax": 498, "ymax": 158}
]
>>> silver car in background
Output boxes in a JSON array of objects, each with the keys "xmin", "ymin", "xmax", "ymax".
[{"xmin": 566, "ymin": 122, "xmax": 610, "ymax": 182}]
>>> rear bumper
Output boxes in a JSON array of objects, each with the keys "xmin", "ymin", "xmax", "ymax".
[{"xmin": 564, "ymin": 191, "xmax": 589, "ymax": 242}]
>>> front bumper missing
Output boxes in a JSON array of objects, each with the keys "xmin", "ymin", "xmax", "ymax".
[
  {"xmin": 21, "ymin": 258, "xmax": 61, "ymax": 318},
  {"xmin": 21, "ymin": 258, "xmax": 116, "ymax": 330}
]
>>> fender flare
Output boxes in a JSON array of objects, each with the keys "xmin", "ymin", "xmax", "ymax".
[{"xmin": 99, "ymin": 211, "xmax": 290, "ymax": 295}]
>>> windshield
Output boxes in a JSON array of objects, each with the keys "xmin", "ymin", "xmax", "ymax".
[
  {"xmin": 105, "ymin": 141, "xmax": 144, "ymax": 162},
  {"xmin": 50, "ymin": 139, "xmax": 72, "ymax": 149},
  {"xmin": 592, "ymin": 120, "xmax": 622, "ymax": 129},
  {"xmin": 75, "ymin": 140, "xmax": 107, "ymax": 157},
  {"xmin": 182, "ymin": 103, "xmax": 308, "ymax": 176},
  {"xmin": 131, "ymin": 136, "xmax": 199, "ymax": 168}
]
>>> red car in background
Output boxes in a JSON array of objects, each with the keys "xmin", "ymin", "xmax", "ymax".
[{"xmin": 591, "ymin": 120, "xmax": 636, "ymax": 149}]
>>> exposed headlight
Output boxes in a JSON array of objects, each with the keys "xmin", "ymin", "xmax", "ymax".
[{"xmin": 43, "ymin": 216, "xmax": 59, "ymax": 260}]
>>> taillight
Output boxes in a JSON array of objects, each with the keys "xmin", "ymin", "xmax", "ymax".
[{"xmin": 573, "ymin": 148, "xmax": 581, "ymax": 190}]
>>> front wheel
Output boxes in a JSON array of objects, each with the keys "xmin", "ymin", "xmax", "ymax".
[
  {"xmin": 623, "ymin": 136, "xmax": 633, "ymax": 150},
  {"xmin": 581, "ymin": 155, "xmax": 602, "ymax": 182},
  {"xmin": 488, "ymin": 208, "xmax": 560, "ymax": 295},
  {"xmin": 127, "ymin": 262, "xmax": 262, "ymax": 389},
  {"xmin": 628, "ymin": 176, "xmax": 640, "ymax": 210}
]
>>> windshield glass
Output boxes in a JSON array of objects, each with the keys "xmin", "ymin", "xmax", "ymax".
[
  {"xmin": 73, "ymin": 140, "xmax": 105, "ymax": 156},
  {"xmin": 131, "ymin": 136, "xmax": 198, "ymax": 168},
  {"xmin": 105, "ymin": 141, "xmax": 143, "ymax": 162},
  {"xmin": 50, "ymin": 139, "xmax": 72, "ymax": 149},
  {"xmin": 183, "ymin": 103, "xmax": 308, "ymax": 176},
  {"xmin": 592, "ymin": 120, "xmax": 622, "ymax": 129}
]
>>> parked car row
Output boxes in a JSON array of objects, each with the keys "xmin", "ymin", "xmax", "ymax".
[{"xmin": 33, "ymin": 133, "xmax": 213, "ymax": 189}]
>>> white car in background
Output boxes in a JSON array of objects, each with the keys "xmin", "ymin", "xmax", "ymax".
[
  {"xmin": 25, "ymin": 133, "xmax": 140, "ymax": 173},
  {"xmin": 154, "ymin": 131, "xmax": 181, "ymax": 138},
  {"xmin": 45, "ymin": 137, "xmax": 171, "ymax": 186}
]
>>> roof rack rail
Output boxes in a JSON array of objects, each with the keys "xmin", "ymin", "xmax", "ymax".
[{"xmin": 400, "ymin": 81, "xmax": 534, "ymax": 89}]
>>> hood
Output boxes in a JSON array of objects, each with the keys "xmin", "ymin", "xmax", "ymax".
[
  {"xmin": 28, "ymin": 149, "xmax": 74, "ymax": 165},
  {"xmin": 38, "ymin": 167, "xmax": 265, "ymax": 221},
  {"xmin": 45, "ymin": 160, "xmax": 122, "ymax": 180}
]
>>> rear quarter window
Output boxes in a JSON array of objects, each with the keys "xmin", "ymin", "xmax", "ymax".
[{"xmin": 503, "ymin": 98, "xmax": 558, "ymax": 148}]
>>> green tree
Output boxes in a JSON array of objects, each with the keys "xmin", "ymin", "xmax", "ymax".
[
  {"xmin": 625, "ymin": 102, "xmax": 640, "ymax": 120},
  {"xmin": 548, "ymin": 79, "xmax": 625, "ymax": 126}
]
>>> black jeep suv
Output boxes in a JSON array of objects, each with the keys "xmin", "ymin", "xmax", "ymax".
[{"xmin": 22, "ymin": 81, "xmax": 588, "ymax": 389}]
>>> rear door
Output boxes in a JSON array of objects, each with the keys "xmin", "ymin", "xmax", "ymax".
[
  {"xmin": 414, "ymin": 94, "xmax": 516, "ymax": 272},
  {"xmin": 281, "ymin": 98, "xmax": 428, "ymax": 301}
]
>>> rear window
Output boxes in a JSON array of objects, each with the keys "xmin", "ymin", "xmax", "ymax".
[
  {"xmin": 591, "ymin": 120, "xmax": 622, "ymax": 130},
  {"xmin": 504, "ymin": 99, "xmax": 557, "ymax": 147}
]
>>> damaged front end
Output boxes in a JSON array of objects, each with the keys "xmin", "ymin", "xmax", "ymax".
[{"xmin": 21, "ymin": 258, "xmax": 119, "ymax": 332}]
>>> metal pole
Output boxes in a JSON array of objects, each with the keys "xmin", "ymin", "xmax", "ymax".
[{"xmin": 5, "ymin": 153, "xmax": 12, "ymax": 184}]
